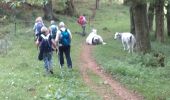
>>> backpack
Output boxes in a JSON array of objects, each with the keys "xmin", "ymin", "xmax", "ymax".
[
  {"xmin": 36, "ymin": 22, "xmax": 43, "ymax": 36},
  {"xmin": 59, "ymin": 29, "xmax": 71, "ymax": 46},
  {"xmin": 50, "ymin": 25, "xmax": 57, "ymax": 39},
  {"xmin": 40, "ymin": 34, "xmax": 52, "ymax": 53},
  {"xmin": 78, "ymin": 16, "xmax": 86, "ymax": 25}
]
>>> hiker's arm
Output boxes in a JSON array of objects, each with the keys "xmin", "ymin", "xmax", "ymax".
[
  {"xmin": 51, "ymin": 39, "xmax": 57, "ymax": 50},
  {"xmin": 55, "ymin": 31, "xmax": 60, "ymax": 42},
  {"xmin": 35, "ymin": 39, "xmax": 39, "ymax": 46}
]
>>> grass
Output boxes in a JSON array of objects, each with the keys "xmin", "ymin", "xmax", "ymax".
[
  {"xmin": 1, "ymin": 1, "xmax": 170, "ymax": 100},
  {"xmin": 92, "ymin": 3, "xmax": 170, "ymax": 100},
  {"xmin": 0, "ymin": 14, "xmax": 100, "ymax": 100}
]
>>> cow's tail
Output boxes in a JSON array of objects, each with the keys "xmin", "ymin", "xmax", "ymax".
[
  {"xmin": 130, "ymin": 36, "xmax": 132, "ymax": 43},
  {"xmin": 130, "ymin": 35, "xmax": 136, "ymax": 51}
]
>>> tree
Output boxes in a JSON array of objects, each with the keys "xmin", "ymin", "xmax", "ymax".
[
  {"xmin": 64, "ymin": 0, "xmax": 77, "ymax": 16},
  {"xmin": 0, "ymin": 0, "xmax": 58, "ymax": 20},
  {"xmin": 148, "ymin": 2, "xmax": 155, "ymax": 32},
  {"xmin": 131, "ymin": 0, "xmax": 151, "ymax": 53},
  {"xmin": 43, "ymin": 0, "xmax": 53, "ymax": 20},
  {"xmin": 96, "ymin": 0, "xmax": 100, "ymax": 9},
  {"xmin": 129, "ymin": 6, "xmax": 135, "ymax": 35},
  {"xmin": 166, "ymin": 0, "xmax": 170, "ymax": 36},
  {"xmin": 155, "ymin": 0, "xmax": 165, "ymax": 42}
]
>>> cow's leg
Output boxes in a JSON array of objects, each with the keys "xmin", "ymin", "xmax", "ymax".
[
  {"xmin": 128, "ymin": 44, "xmax": 131, "ymax": 53},
  {"xmin": 122, "ymin": 42, "xmax": 126, "ymax": 51}
]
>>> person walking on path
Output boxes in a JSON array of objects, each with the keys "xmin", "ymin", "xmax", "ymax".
[
  {"xmin": 36, "ymin": 26, "xmax": 56, "ymax": 75},
  {"xmin": 33, "ymin": 17, "xmax": 45, "ymax": 41},
  {"xmin": 55, "ymin": 22, "xmax": 72, "ymax": 68},
  {"xmin": 49, "ymin": 20, "xmax": 58, "ymax": 40},
  {"xmin": 77, "ymin": 14, "xmax": 87, "ymax": 36}
]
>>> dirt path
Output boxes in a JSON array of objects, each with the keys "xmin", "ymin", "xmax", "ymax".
[{"xmin": 79, "ymin": 43, "xmax": 143, "ymax": 100}]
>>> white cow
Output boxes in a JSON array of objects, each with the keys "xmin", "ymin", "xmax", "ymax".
[
  {"xmin": 86, "ymin": 29, "xmax": 106, "ymax": 45},
  {"xmin": 114, "ymin": 32, "xmax": 136, "ymax": 53}
]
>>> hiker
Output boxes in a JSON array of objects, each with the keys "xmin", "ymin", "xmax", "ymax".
[
  {"xmin": 77, "ymin": 14, "xmax": 87, "ymax": 36},
  {"xmin": 36, "ymin": 26, "xmax": 56, "ymax": 75},
  {"xmin": 55, "ymin": 22, "xmax": 72, "ymax": 68},
  {"xmin": 49, "ymin": 20, "xmax": 58, "ymax": 39},
  {"xmin": 33, "ymin": 17, "xmax": 44, "ymax": 41}
]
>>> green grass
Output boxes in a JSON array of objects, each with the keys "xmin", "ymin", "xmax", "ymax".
[
  {"xmin": 0, "ymin": 16, "xmax": 100, "ymax": 100},
  {"xmin": 1, "ymin": 1, "xmax": 170, "ymax": 100},
  {"xmin": 92, "ymin": 3, "xmax": 170, "ymax": 100}
]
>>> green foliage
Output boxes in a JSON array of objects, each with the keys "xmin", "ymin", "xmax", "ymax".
[{"xmin": 1, "ymin": 0, "xmax": 49, "ymax": 8}]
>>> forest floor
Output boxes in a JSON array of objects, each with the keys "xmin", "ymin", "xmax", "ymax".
[{"xmin": 79, "ymin": 43, "xmax": 143, "ymax": 100}]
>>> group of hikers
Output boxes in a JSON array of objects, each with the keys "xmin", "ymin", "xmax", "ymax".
[{"xmin": 33, "ymin": 15, "xmax": 87, "ymax": 75}]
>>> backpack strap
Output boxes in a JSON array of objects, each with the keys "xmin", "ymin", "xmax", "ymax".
[
  {"xmin": 40, "ymin": 34, "xmax": 51, "ymax": 47},
  {"xmin": 60, "ymin": 29, "xmax": 67, "ymax": 33},
  {"xmin": 41, "ymin": 34, "xmax": 50, "ymax": 39}
]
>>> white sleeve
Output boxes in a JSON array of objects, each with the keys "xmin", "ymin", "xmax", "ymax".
[
  {"xmin": 55, "ymin": 30, "xmax": 61, "ymax": 42},
  {"xmin": 67, "ymin": 29, "xmax": 72, "ymax": 39}
]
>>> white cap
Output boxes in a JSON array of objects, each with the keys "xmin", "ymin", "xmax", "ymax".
[{"xmin": 59, "ymin": 22, "xmax": 65, "ymax": 27}]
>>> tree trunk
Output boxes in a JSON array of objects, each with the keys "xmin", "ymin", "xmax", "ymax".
[
  {"xmin": 132, "ymin": 2, "xmax": 151, "ymax": 53},
  {"xmin": 129, "ymin": 6, "xmax": 135, "ymax": 35},
  {"xmin": 123, "ymin": 0, "xmax": 128, "ymax": 5},
  {"xmin": 155, "ymin": 0, "xmax": 164, "ymax": 42},
  {"xmin": 43, "ymin": 0, "xmax": 53, "ymax": 20},
  {"xmin": 148, "ymin": 3, "xmax": 155, "ymax": 32},
  {"xmin": 96, "ymin": 0, "xmax": 100, "ymax": 9},
  {"xmin": 166, "ymin": 0, "xmax": 170, "ymax": 37},
  {"xmin": 64, "ymin": 0, "xmax": 76, "ymax": 16}
]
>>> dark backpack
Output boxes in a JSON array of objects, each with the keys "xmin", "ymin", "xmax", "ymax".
[
  {"xmin": 36, "ymin": 22, "xmax": 43, "ymax": 36},
  {"xmin": 40, "ymin": 34, "xmax": 52, "ymax": 53},
  {"xmin": 59, "ymin": 29, "xmax": 71, "ymax": 46},
  {"xmin": 50, "ymin": 25, "xmax": 57, "ymax": 39},
  {"xmin": 77, "ymin": 16, "xmax": 86, "ymax": 25}
]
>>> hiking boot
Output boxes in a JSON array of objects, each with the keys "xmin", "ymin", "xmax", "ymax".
[{"xmin": 49, "ymin": 70, "xmax": 54, "ymax": 74}]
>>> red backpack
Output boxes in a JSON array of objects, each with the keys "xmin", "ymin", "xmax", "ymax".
[{"xmin": 77, "ymin": 16, "xmax": 86, "ymax": 25}]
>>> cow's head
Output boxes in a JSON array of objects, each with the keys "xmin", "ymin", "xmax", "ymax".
[
  {"xmin": 114, "ymin": 32, "xmax": 121, "ymax": 40},
  {"xmin": 92, "ymin": 36, "xmax": 100, "ymax": 45}
]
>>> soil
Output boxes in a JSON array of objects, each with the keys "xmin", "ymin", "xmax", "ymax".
[{"xmin": 79, "ymin": 43, "xmax": 143, "ymax": 100}]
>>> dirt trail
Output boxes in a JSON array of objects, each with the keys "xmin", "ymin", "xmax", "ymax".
[{"xmin": 79, "ymin": 43, "xmax": 143, "ymax": 100}]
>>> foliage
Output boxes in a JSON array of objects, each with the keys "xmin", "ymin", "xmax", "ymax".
[{"xmin": 1, "ymin": 0, "xmax": 48, "ymax": 8}]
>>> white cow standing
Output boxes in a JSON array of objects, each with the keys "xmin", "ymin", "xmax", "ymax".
[
  {"xmin": 114, "ymin": 32, "xmax": 136, "ymax": 53},
  {"xmin": 86, "ymin": 29, "xmax": 106, "ymax": 45}
]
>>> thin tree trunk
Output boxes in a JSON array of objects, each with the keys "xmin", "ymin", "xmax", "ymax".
[
  {"xmin": 130, "ymin": 6, "xmax": 135, "ymax": 35},
  {"xmin": 43, "ymin": 0, "xmax": 53, "ymax": 20},
  {"xmin": 166, "ymin": 0, "xmax": 170, "ymax": 37},
  {"xmin": 65, "ymin": 0, "xmax": 76, "ymax": 16},
  {"xmin": 155, "ymin": 0, "xmax": 164, "ymax": 42},
  {"xmin": 132, "ymin": 2, "xmax": 151, "ymax": 53},
  {"xmin": 148, "ymin": 3, "xmax": 155, "ymax": 32},
  {"xmin": 96, "ymin": 0, "xmax": 100, "ymax": 9}
]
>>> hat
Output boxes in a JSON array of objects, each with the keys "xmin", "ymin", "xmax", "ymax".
[
  {"xmin": 41, "ymin": 26, "xmax": 48, "ymax": 33},
  {"xmin": 51, "ymin": 20, "xmax": 55, "ymax": 24},
  {"xmin": 59, "ymin": 22, "xmax": 65, "ymax": 27}
]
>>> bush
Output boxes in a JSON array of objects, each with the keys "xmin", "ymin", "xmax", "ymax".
[{"xmin": 128, "ymin": 52, "xmax": 165, "ymax": 67}]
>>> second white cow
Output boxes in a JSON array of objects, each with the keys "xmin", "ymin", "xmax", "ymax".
[{"xmin": 114, "ymin": 32, "xmax": 136, "ymax": 53}]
